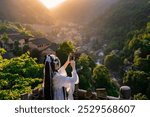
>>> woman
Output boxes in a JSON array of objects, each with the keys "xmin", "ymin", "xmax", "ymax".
[{"xmin": 44, "ymin": 54, "xmax": 79, "ymax": 100}]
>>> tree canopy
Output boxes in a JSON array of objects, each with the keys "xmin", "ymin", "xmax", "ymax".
[
  {"xmin": 0, "ymin": 49, "xmax": 43, "ymax": 99},
  {"xmin": 92, "ymin": 64, "xmax": 119, "ymax": 96}
]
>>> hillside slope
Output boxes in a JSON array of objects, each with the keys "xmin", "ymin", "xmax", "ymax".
[
  {"xmin": 88, "ymin": 0, "xmax": 150, "ymax": 51},
  {"xmin": 0, "ymin": 0, "xmax": 53, "ymax": 25},
  {"xmin": 50, "ymin": 0, "xmax": 118, "ymax": 24}
]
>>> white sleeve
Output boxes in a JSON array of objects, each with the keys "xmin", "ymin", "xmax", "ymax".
[
  {"xmin": 64, "ymin": 70, "xmax": 79, "ymax": 85},
  {"xmin": 53, "ymin": 70, "xmax": 79, "ymax": 100},
  {"xmin": 54, "ymin": 70, "xmax": 79, "ymax": 87},
  {"xmin": 58, "ymin": 66, "xmax": 67, "ymax": 77},
  {"xmin": 58, "ymin": 67, "xmax": 79, "ymax": 84},
  {"xmin": 72, "ymin": 70, "xmax": 79, "ymax": 84}
]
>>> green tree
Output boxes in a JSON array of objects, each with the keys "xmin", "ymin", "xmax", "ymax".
[
  {"xmin": 133, "ymin": 56, "xmax": 150, "ymax": 73},
  {"xmin": 128, "ymin": 38, "xmax": 142, "ymax": 53},
  {"xmin": 147, "ymin": 22, "xmax": 150, "ymax": 32},
  {"xmin": 93, "ymin": 65, "xmax": 111, "ymax": 88},
  {"xmin": 134, "ymin": 93, "xmax": 148, "ymax": 100},
  {"xmin": 77, "ymin": 53, "xmax": 96, "ymax": 90},
  {"xmin": 0, "ymin": 23, "xmax": 7, "ymax": 33},
  {"xmin": 122, "ymin": 22, "xmax": 150, "ymax": 99},
  {"xmin": 30, "ymin": 48, "xmax": 41, "ymax": 62},
  {"xmin": 1, "ymin": 32, "xmax": 8, "ymax": 43},
  {"xmin": 13, "ymin": 41, "xmax": 22, "ymax": 56},
  {"xmin": 56, "ymin": 41, "xmax": 75, "ymax": 65},
  {"xmin": 3, "ymin": 52, "xmax": 43, "ymax": 78},
  {"xmin": 104, "ymin": 52, "xmax": 122, "ymax": 71},
  {"xmin": 0, "ymin": 48, "xmax": 7, "ymax": 71},
  {"xmin": 23, "ymin": 45, "xmax": 29, "ymax": 53},
  {"xmin": 123, "ymin": 70, "xmax": 150, "ymax": 97},
  {"xmin": 0, "ymin": 48, "xmax": 6, "ymax": 55},
  {"xmin": 16, "ymin": 23, "xmax": 33, "ymax": 37},
  {"xmin": 0, "ymin": 51, "xmax": 43, "ymax": 100},
  {"xmin": 92, "ymin": 64, "xmax": 119, "ymax": 96}
]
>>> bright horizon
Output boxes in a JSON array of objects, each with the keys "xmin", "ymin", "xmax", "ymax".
[{"xmin": 39, "ymin": 0, "xmax": 66, "ymax": 9}]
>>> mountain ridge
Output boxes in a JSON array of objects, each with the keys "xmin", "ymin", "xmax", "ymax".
[
  {"xmin": 50, "ymin": 0, "xmax": 118, "ymax": 24},
  {"xmin": 88, "ymin": 0, "xmax": 150, "ymax": 51},
  {"xmin": 0, "ymin": 0, "xmax": 53, "ymax": 25}
]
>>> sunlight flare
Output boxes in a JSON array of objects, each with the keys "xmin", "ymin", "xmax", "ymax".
[{"xmin": 39, "ymin": 0, "xmax": 66, "ymax": 9}]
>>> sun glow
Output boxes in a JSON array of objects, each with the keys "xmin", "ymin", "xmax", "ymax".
[{"xmin": 39, "ymin": 0, "xmax": 66, "ymax": 9}]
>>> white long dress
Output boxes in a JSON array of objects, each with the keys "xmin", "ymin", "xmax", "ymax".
[{"xmin": 53, "ymin": 66, "xmax": 79, "ymax": 100}]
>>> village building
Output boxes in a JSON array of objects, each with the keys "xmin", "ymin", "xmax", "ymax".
[
  {"xmin": 0, "ymin": 33, "xmax": 32, "ymax": 50},
  {"xmin": 0, "ymin": 32, "xmax": 59, "ymax": 58},
  {"xmin": 28, "ymin": 38, "xmax": 51, "ymax": 51}
]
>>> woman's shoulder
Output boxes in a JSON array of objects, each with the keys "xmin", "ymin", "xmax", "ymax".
[{"xmin": 53, "ymin": 72, "xmax": 66, "ymax": 80}]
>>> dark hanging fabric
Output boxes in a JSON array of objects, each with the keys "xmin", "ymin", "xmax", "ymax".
[
  {"xmin": 44, "ymin": 60, "xmax": 54, "ymax": 100},
  {"xmin": 43, "ymin": 55, "xmax": 67, "ymax": 100},
  {"xmin": 63, "ymin": 87, "xmax": 67, "ymax": 100}
]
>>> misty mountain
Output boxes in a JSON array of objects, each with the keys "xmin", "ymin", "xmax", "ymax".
[
  {"xmin": 88, "ymin": 0, "xmax": 150, "ymax": 51},
  {"xmin": 0, "ymin": 0, "xmax": 53, "ymax": 25},
  {"xmin": 50, "ymin": 0, "xmax": 118, "ymax": 24}
]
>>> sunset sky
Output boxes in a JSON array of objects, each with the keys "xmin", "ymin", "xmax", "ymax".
[{"xmin": 39, "ymin": 0, "xmax": 66, "ymax": 8}]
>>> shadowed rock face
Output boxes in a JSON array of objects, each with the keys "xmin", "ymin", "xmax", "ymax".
[{"xmin": 0, "ymin": 0, "xmax": 53, "ymax": 25}]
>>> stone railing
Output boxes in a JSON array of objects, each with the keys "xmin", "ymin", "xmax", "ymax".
[
  {"xmin": 76, "ymin": 86, "xmax": 131, "ymax": 100},
  {"xmin": 21, "ymin": 86, "xmax": 131, "ymax": 100},
  {"xmin": 21, "ymin": 88, "xmax": 44, "ymax": 100}
]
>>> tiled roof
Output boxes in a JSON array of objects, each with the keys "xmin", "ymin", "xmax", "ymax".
[
  {"xmin": 30, "ymin": 38, "xmax": 51, "ymax": 46},
  {"xmin": 8, "ymin": 33, "xmax": 31, "ymax": 41}
]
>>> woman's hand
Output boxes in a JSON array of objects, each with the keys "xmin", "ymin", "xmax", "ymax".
[
  {"xmin": 67, "ymin": 54, "xmax": 71, "ymax": 63},
  {"xmin": 63, "ymin": 55, "xmax": 71, "ymax": 69},
  {"xmin": 70, "ymin": 60, "xmax": 75, "ymax": 70}
]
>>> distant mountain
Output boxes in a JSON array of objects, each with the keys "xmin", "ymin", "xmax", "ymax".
[
  {"xmin": 88, "ymin": 0, "xmax": 150, "ymax": 51},
  {"xmin": 0, "ymin": 0, "xmax": 53, "ymax": 25},
  {"xmin": 50, "ymin": 0, "xmax": 118, "ymax": 24}
]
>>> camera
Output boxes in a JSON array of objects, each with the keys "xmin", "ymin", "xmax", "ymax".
[{"xmin": 69, "ymin": 53, "xmax": 75, "ymax": 61}]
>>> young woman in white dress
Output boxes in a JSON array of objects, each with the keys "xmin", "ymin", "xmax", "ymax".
[{"xmin": 43, "ymin": 54, "xmax": 79, "ymax": 100}]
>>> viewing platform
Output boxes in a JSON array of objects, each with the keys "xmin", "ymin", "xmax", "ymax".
[{"xmin": 21, "ymin": 86, "xmax": 131, "ymax": 100}]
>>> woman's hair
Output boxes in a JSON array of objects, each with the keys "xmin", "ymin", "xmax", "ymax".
[{"xmin": 43, "ymin": 55, "xmax": 61, "ymax": 100}]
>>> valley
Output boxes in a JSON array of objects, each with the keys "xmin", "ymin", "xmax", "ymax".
[{"xmin": 0, "ymin": 0, "xmax": 150, "ymax": 100}]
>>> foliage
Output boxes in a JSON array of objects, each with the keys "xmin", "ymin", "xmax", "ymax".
[
  {"xmin": 133, "ymin": 55, "xmax": 150, "ymax": 73},
  {"xmin": 30, "ymin": 48, "xmax": 42, "ymax": 63},
  {"xmin": 93, "ymin": 65, "xmax": 111, "ymax": 88},
  {"xmin": 23, "ymin": 44, "xmax": 29, "ymax": 53},
  {"xmin": 76, "ymin": 53, "xmax": 96, "ymax": 90},
  {"xmin": 134, "ymin": 93, "xmax": 148, "ymax": 100},
  {"xmin": 56, "ymin": 41, "xmax": 75, "ymax": 65},
  {"xmin": 92, "ymin": 64, "xmax": 119, "ymax": 96},
  {"xmin": 0, "ymin": 48, "xmax": 6, "ymax": 55},
  {"xmin": 120, "ymin": 22, "xmax": 150, "ymax": 99},
  {"xmin": 17, "ymin": 24, "xmax": 33, "ymax": 37},
  {"xmin": 123, "ymin": 70, "xmax": 150, "ymax": 98},
  {"xmin": 3, "ymin": 52, "xmax": 43, "ymax": 78},
  {"xmin": 104, "ymin": 52, "xmax": 122, "ymax": 71},
  {"xmin": 89, "ymin": 0, "xmax": 150, "ymax": 52},
  {"xmin": 0, "ymin": 32, "xmax": 8, "ymax": 43},
  {"xmin": 0, "ymin": 23, "xmax": 7, "ymax": 33},
  {"xmin": 0, "ymin": 50, "xmax": 43, "ymax": 100},
  {"xmin": 13, "ymin": 41, "xmax": 23, "ymax": 56}
]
